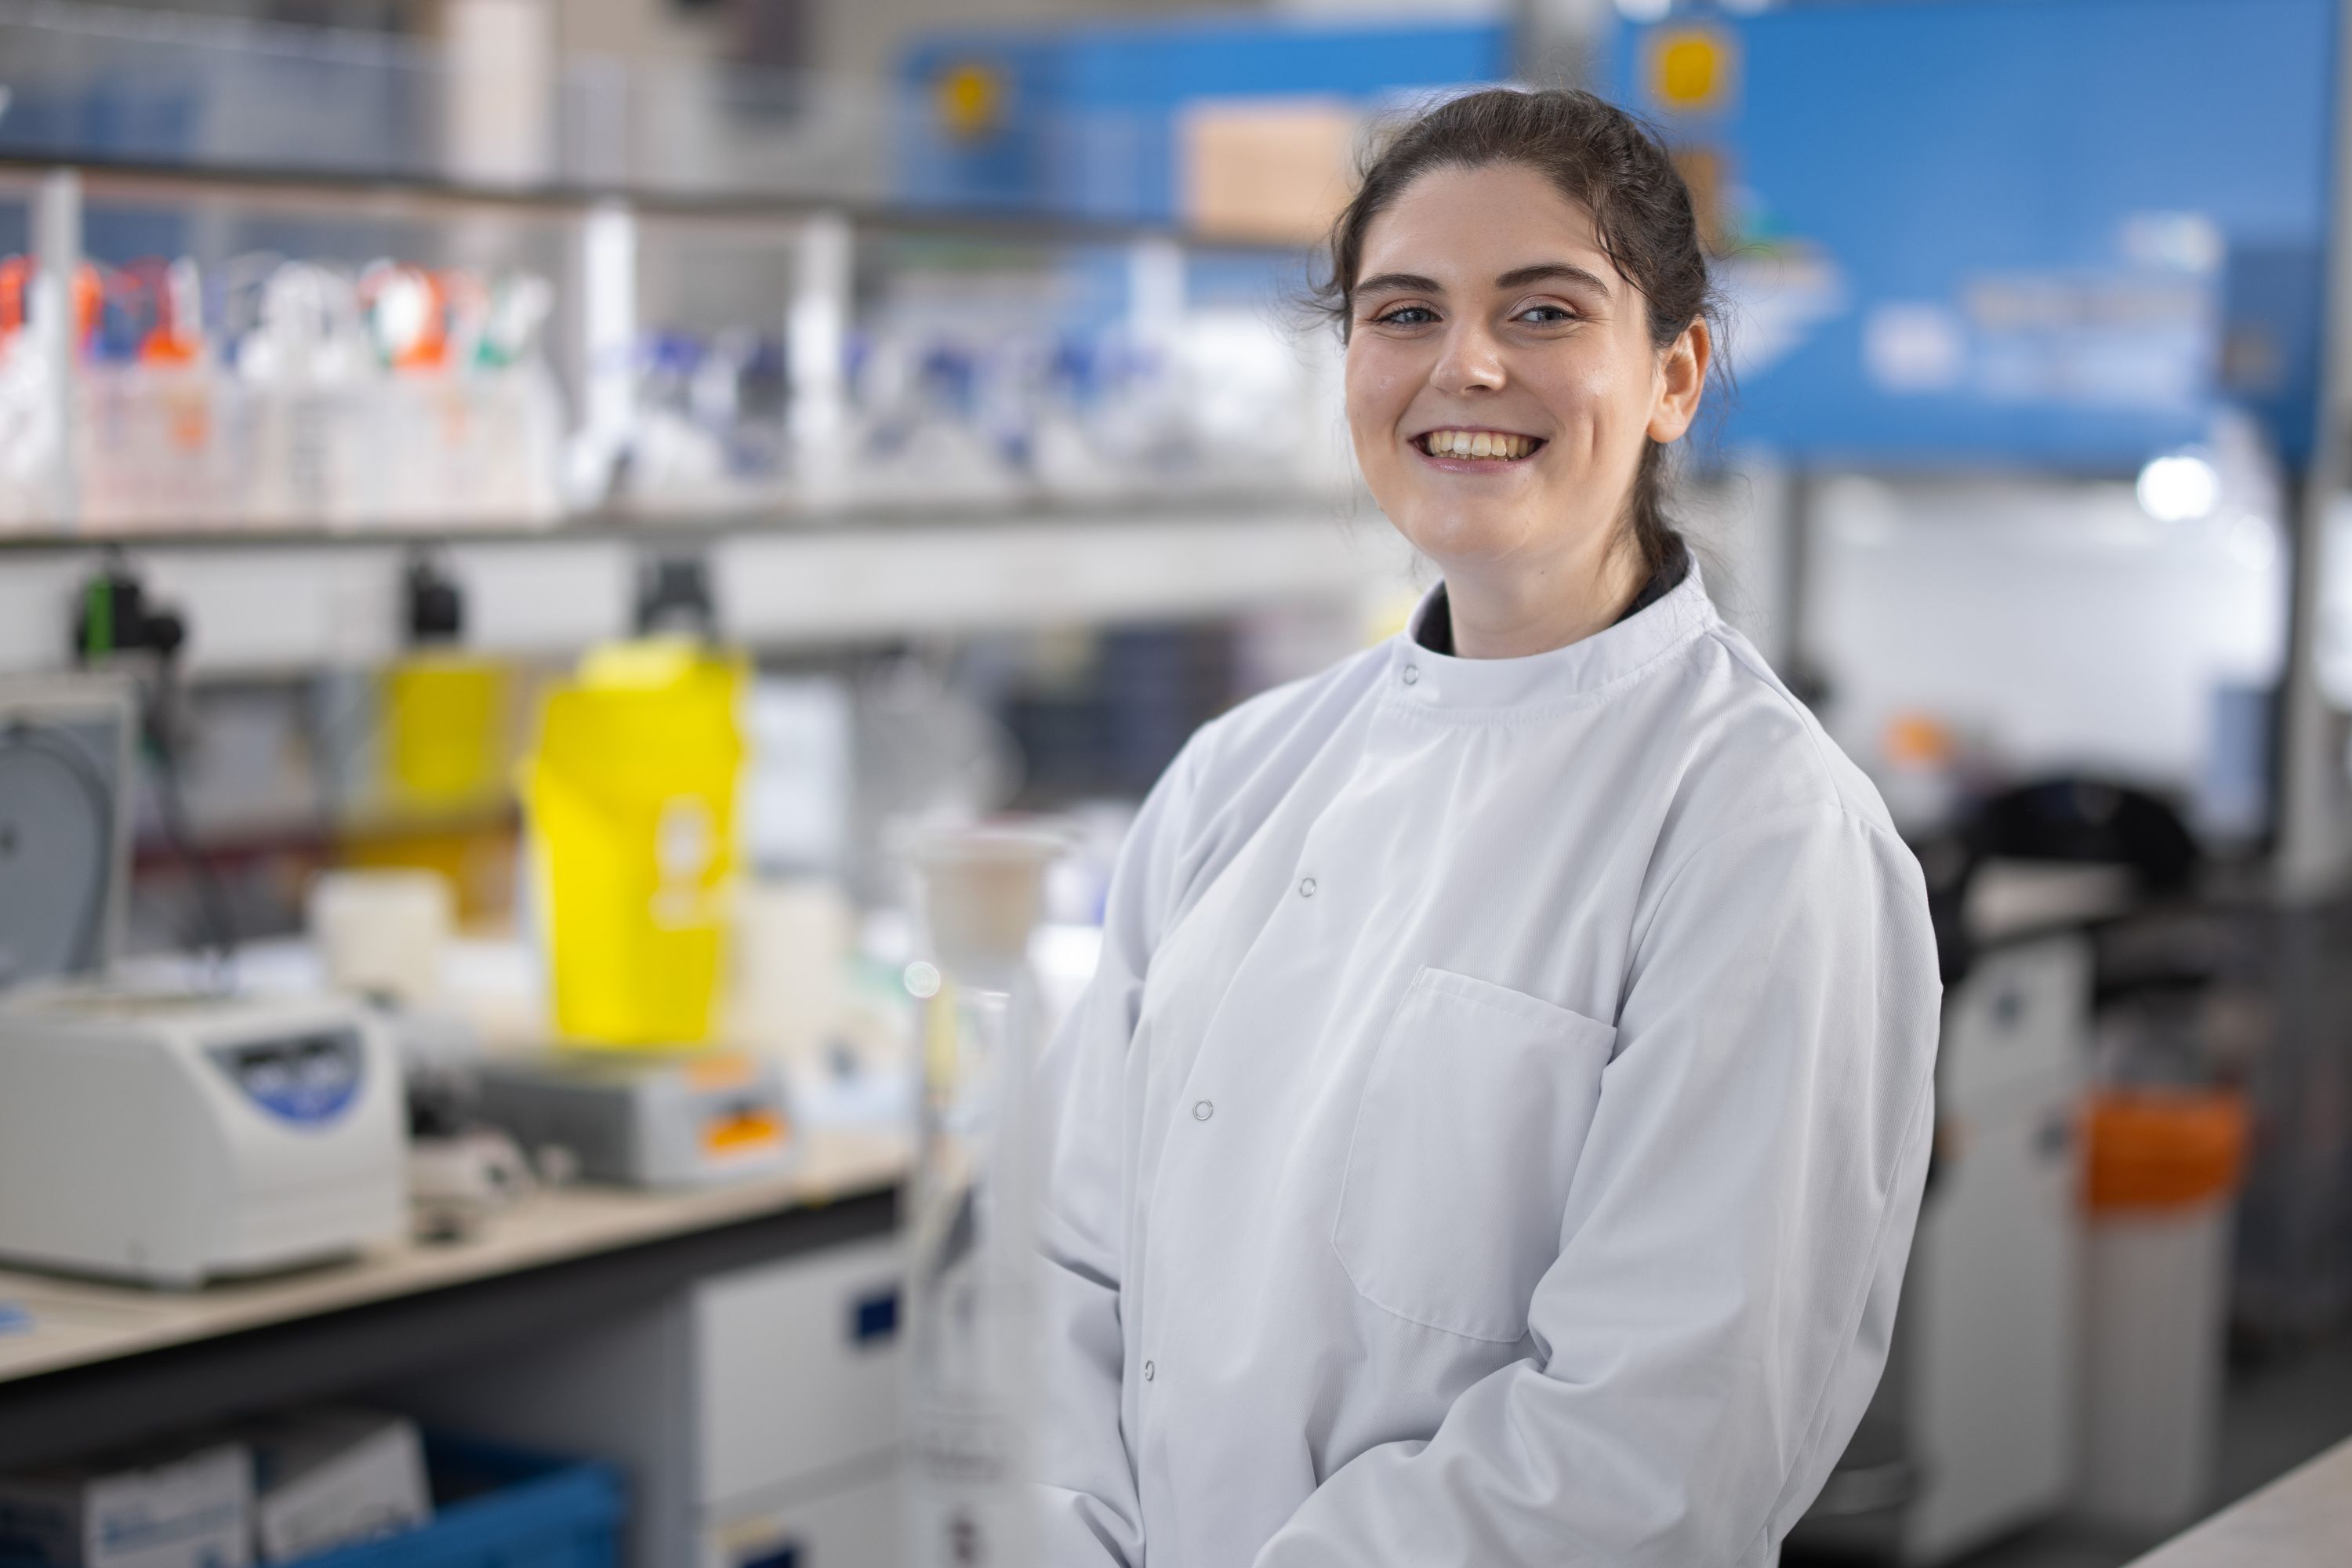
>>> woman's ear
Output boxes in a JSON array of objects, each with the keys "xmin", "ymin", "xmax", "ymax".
[{"xmin": 1647, "ymin": 318, "xmax": 1711, "ymax": 445}]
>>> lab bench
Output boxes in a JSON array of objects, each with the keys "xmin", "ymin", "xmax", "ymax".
[
  {"xmin": 2128, "ymin": 1432, "xmax": 2352, "ymax": 1567},
  {"xmin": 0, "ymin": 1127, "xmax": 909, "ymax": 1568}
]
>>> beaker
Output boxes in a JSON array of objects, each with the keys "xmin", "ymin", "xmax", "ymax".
[{"xmin": 903, "ymin": 826, "xmax": 1060, "ymax": 1568}]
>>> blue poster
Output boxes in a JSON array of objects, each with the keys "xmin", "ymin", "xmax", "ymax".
[{"xmin": 1614, "ymin": 0, "xmax": 2335, "ymax": 470}]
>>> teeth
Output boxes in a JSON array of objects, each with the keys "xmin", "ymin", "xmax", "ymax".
[{"xmin": 1423, "ymin": 430, "xmax": 1533, "ymax": 459}]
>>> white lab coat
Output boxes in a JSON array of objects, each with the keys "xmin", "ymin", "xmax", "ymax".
[{"xmin": 1031, "ymin": 569, "xmax": 1941, "ymax": 1568}]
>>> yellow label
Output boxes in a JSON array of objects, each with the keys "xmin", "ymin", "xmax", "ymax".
[
  {"xmin": 922, "ymin": 983, "xmax": 960, "ymax": 1096},
  {"xmin": 1652, "ymin": 27, "xmax": 1737, "ymax": 114},
  {"xmin": 937, "ymin": 60, "xmax": 1006, "ymax": 142},
  {"xmin": 704, "ymin": 1108, "xmax": 786, "ymax": 1156}
]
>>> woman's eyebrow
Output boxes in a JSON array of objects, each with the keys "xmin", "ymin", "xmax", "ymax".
[
  {"xmin": 1353, "ymin": 271, "xmax": 1443, "ymax": 299},
  {"xmin": 1494, "ymin": 261, "xmax": 1613, "ymax": 296}
]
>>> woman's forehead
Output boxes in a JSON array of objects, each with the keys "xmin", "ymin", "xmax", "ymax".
[{"xmin": 1358, "ymin": 163, "xmax": 1617, "ymax": 285}]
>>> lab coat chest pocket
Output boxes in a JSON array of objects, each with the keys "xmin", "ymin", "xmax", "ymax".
[{"xmin": 1333, "ymin": 967, "xmax": 1616, "ymax": 1343}]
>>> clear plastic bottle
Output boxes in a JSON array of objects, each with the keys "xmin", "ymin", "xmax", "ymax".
[{"xmin": 904, "ymin": 828, "xmax": 1060, "ymax": 1568}]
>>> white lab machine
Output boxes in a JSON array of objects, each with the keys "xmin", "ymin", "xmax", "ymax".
[
  {"xmin": 474, "ymin": 1049, "xmax": 793, "ymax": 1189},
  {"xmin": 0, "ymin": 673, "xmax": 408, "ymax": 1289},
  {"xmin": 0, "ymin": 675, "xmax": 136, "ymax": 989},
  {"xmin": 0, "ymin": 985, "xmax": 408, "ymax": 1288},
  {"xmin": 1791, "ymin": 924, "xmax": 2092, "ymax": 1566},
  {"xmin": 1904, "ymin": 930, "xmax": 2092, "ymax": 1563}
]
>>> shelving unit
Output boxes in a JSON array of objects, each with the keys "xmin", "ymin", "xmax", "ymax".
[
  {"xmin": 0, "ymin": 152, "xmax": 1393, "ymax": 673},
  {"xmin": 0, "ymin": 503, "xmax": 1405, "ymax": 677}
]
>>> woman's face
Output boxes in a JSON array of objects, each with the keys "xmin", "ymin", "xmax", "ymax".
[{"xmin": 1344, "ymin": 162, "xmax": 1707, "ymax": 582}]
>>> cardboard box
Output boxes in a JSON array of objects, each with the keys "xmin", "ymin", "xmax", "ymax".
[
  {"xmin": 1179, "ymin": 96, "xmax": 1361, "ymax": 245},
  {"xmin": 0, "ymin": 1441, "xmax": 251, "ymax": 1568},
  {"xmin": 240, "ymin": 1410, "xmax": 429, "ymax": 1565}
]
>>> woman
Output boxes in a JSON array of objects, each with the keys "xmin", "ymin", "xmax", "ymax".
[{"xmin": 1032, "ymin": 88, "xmax": 1940, "ymax": 1567}]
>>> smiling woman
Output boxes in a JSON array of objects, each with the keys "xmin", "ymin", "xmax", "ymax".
[
  {"xmin": 1029, "ymin": 87, "xmax": 1940, "ymax": 1568},
  {"xmin": 1320, "ymin": 90, "xmax": 1722, "ymax": 657}
]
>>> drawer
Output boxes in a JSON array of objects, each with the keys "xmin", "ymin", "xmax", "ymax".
[{"xmin": 695, "ymin": 1234, "xmax": 904, "ymax": 1507}]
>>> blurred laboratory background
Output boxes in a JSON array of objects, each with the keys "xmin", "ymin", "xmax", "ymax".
[{"xmin": 2, "ymin": 1, "xmax": 2350, "ymax": 1566}]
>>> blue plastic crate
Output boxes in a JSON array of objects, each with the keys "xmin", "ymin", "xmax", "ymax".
[
  {"xmin": 291, "ymin": 1436, "xmax": 622, "ymax": 1568},
  {"xmin": 0, "ymin": 1434, "xmax": 621, "ymax": 1568}
]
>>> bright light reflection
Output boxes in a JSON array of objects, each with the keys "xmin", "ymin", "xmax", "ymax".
[
  {"xmin": 1615, "ymin": 0, "xmax": 1673, "ymax": 20},
  {"xmin": 2136, "ymin": 453, "xmax": 2220, "ymax": 522},
  {"xmin": 2228, "ymin": 514, "xmax": 2279, "ymax": 571}
]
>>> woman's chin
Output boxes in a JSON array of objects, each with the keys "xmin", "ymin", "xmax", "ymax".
[{"xmin": 1388, "ymin": 506, "xmax": 1547, "ymax": 568}]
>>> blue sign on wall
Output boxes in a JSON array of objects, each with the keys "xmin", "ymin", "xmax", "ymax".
[
  {"xmin": 1614, "ymin": 0, "xmax": 2336, "ymax": 470},
  {"xmin": 896, "ymin": 15, "xmax": 1510, "ymax": 227}
]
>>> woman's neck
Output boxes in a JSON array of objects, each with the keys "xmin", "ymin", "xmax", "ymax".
[{"xmin": 1438, "ymin": 536, "xmax": 1650, "ymax": 660}]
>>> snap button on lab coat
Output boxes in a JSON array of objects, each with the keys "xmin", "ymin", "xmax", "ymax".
[
  {"xmin": 1193, "ymin": 1101, "xmax": 1214, "ymax": 1122},
  {"xmin": 1402, "ymin": 665, "xmax": 1420, "ymax": 685},
  {"xmin": 1298, "ymin": 877, "xmax": 1317, "ymax": 898},
  {"xmin": 1144, "ymin": 1360, "xmax": 1156, "ymax": 1381}
]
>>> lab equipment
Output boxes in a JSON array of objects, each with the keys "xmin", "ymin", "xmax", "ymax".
[
  {"xmin": 1817, "ymin": 933, "xmax": 2092, "ymax": 1566},
  {"xmin": 904, "ymin": 827, "xmax": 1060, "ymax": 1568},
  {"xmin": 524, "ymin": 640, "xmax": 746, "ymax": 1050},
  {"xmin": 307, "ymin": 870, "xmax": 454, "ymax": 1008},
  {"xmin": 474, "ymin": 1049, "xmax": 789, "ymax": 1189},
  {"xmin": 0, "ymin": 986, "xmax": 407, "ymax": 1288},
  {"xmin": 0, "ymin": 675, "xmax": 135, "ymax": 990},
  {"xmin": 0, "ymin": 246, "xmax": 564, "ymax": 532}
]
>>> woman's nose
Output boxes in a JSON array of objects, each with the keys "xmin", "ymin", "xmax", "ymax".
[{"xmin": 1429, "ymin": 320, "xmax": 1508, "ymax": 397}]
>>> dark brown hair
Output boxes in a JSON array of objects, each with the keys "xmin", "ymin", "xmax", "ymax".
[{"xmin": 1313, "ymin": 86, "xmax": 1722, "ymax": 578}]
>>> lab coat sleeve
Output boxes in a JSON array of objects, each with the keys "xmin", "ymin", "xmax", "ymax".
[
  {"xmin": 1030, "ymin": 742, "xmax": 1205, "ymax": 1568},
  {"xmin": 1254, "ymin": 800, "xmax": 1941, "ymax": 1568}
]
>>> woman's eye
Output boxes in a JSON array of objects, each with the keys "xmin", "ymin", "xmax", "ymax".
[
  {"xmin": 1370, "ymin": 306, "xmax": 1437, "ymax": 327},
  {"xmin": 1516, "ymin": 304, "xmax": 1577, "ymax": 325}
]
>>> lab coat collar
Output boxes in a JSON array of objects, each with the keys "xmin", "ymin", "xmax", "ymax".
[{"xmin": 1392, "ymin": 565, "xmax": 1716, "ymax": 717}]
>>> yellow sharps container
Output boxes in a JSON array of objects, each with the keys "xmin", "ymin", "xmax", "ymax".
[{"xmin": 524, "ymin": 638, "xmax": 746, "ymax": 1049}]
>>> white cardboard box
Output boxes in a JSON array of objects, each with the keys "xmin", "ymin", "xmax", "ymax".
[
  {"xmin": 241, "ymin": 1410, "xmax": 429, "ymax": 1565},
  {"xmin": 0, "ymin": 1441, "xmax": 252, "ymax": 1568}
]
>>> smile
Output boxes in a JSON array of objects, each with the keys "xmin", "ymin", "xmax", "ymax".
[{"xmin": 1413, "ymin": 428, "xmax": 1543, "ymax": 462}]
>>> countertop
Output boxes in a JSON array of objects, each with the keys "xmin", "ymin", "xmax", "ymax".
[
  {"xmin": 0, "ymin": 1125, "xmax": 908, "ymax": 1386},
  {"xmin": 2129, "ymin": 1435, "xmax": 2352, "ymax": 1567}
]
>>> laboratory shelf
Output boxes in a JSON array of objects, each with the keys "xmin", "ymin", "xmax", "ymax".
[
  {"xmin": 0, "ymin": 151, "xmax": 1298, "ymax": 250},
  {"xmin": 0, "ymin": 485, "xmax": 1361, "ymax": 551},
  {"xmin": 0, "ymin": 152, "xmax": 1360, "ymax": 662},
  {"xmin": 0, "ymin": 503, "xmax": 1410, "ymax": 679}
]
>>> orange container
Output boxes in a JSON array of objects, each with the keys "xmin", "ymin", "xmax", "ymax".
[{"xmin": 2085, "ymin": 1091, "xmax": 2249, "ymax": 1212}]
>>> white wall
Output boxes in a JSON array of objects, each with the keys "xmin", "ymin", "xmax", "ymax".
[{"xmin": 1805, "ymin": 474, "xmax": 2288, "ymax": 833}]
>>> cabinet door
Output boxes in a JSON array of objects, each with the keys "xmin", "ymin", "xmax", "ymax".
[
  {"xmin": 697, "ymin": 1235, "xmax": 905, "ymax": 1508},
  {"xmin": 705, "ymin": 1468, "xmax": 902, "ymax": 1568}
]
